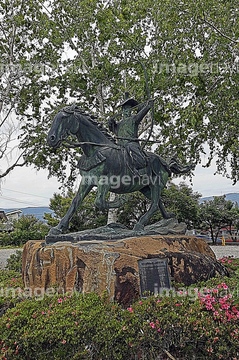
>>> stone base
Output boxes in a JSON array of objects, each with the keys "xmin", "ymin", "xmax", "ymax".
[{"xmin": 22, "ymin": 236, "xmax": 228, "ymax": 306}]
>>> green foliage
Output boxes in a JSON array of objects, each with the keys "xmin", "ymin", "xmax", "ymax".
[
  {"xmin": 1, "ymin": 0, "xmax": 238, "ymax": 186},
  {"xmin": 5, "ymin": 250, "xmax": 23, "ymax": 273},
  {"xmin": 196, "ymin": 257, "xmax": 239, "ymax": 293},
  {"xmin": 0, "ymin": 270, "xmax": 24, "ymax": 316},
  {"xmin": 116, "ymin": 192, "xmax": 149, "ymax": 227},
  {"xmin": 0, "ymin": 216, "xmax": 49, "ymax": 247},
  {"xmin": 159, "ymin": 182, "xmax": 201, "ymax": 228},
  {"xmin": 0, "ymin": 270, "xmax": 23, "ymax": 289},
  {"xmin": 0, "ymin": 258, "xmax": 239, "ymax": 359},
  {"xmin": 0, "ymin": 267, "xmax": 239, "ymax": 358},
  {"xmin": 199, "ymin": 195, "xmax": 239, "ymax": 244}
]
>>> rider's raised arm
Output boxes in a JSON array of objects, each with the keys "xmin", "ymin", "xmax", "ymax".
[{"xmin": 134, "ymin": 100, "xmax": 153, "ymax": 124}]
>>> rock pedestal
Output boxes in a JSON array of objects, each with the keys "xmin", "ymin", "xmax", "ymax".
[{"xmin": 22, "ymin": 236, "xmax": 228, "ymax": 306}]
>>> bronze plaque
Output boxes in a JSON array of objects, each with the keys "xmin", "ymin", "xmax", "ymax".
[{"xmin": 138, "ymin": 258, "xmax": 171, "ymax": 296}]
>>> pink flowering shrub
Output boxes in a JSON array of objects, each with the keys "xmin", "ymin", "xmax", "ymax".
[
  {"xmin": 199, "ymin": 285, "xmax": 239, "ymax": 322},
  {"xmin": 0, "ymin": 259, "xmax": 239, "ymax": 359},
  {"xmin": 2, "ymin": 289, "xmax": 238, "ymax": 359},
  {"xmin": 218, "ymin": 256, "xmax": 239, "ymax": 273}
]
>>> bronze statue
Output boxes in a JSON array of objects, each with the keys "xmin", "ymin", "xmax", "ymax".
[
  {"xmin": 47, "ymin": 104, "xmax": 192, "ymax": 236},
  {"xmin": 109, "ymin": 93, "xmax": 154, "ymax": 175}
]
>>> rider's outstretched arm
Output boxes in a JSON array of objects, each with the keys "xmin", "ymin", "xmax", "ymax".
[{"xmin": 134, "ymin": 100, "xmax": 153, "ymax": 125}]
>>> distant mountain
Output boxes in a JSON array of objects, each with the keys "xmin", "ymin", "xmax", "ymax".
[
  {"xmin": 201, "ymin": 192, "xmax": 239, "ymax": 205},
  {"xmin": 0, "ymin": 207, "xmax": 54, "ymax": 221}
]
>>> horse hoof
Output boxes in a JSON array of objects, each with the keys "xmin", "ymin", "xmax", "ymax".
[
  {"xmin": 164, "ymin": 213, "xmax": 175, "ymax": 219},
  {"xmin": 48, "ymin": 227, "xmax": 62, "ymax": 236},
  {"xmin": 168, "ymin": 213, "xmax": 176, "ymax": 218},
  {"xmin": 133, "ymin": 223, "xmax": 144, "ymax": 233}
]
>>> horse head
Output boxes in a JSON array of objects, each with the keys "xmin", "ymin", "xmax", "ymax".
[
  {"xmin": 47, "ymin": 105, "xmax": 79, "ymax": 148},
  {"xmin": 47, "ymin": 105, "xmax": 115, "ymax": 150}
]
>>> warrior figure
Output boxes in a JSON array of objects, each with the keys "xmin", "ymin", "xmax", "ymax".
[{"xmin": 109, "ymin": 93, "xmax": 154, "ymax": 174}]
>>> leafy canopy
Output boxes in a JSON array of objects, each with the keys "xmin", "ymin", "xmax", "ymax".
[
  {"xmin": 0, "ymin": 0, "xmax": 238, "ymax": 185},
  {"xmin": 199, "ymin": 195, "xmax": 239, "ymax": 243}
]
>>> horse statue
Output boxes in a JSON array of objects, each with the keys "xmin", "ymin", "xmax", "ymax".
[{"xmin": 47, "ymin": 104, "xmax": 192, "ymax": 235}]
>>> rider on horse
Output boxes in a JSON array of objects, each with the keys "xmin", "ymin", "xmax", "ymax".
[{"xmin": 108, "ymin": 92, "xmax": 154, "ymax": 175}]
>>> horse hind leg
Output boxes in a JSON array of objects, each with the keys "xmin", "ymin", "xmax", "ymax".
[
  {"xmin": 158, "ymin": 198, "xmax": 175, "ymax": 219},
  {"xmin": 134, "ymin": 182, "xmax": 174, "ymax": 232},
  {"xmin": 133, "ymin": 185, "xmax": 160, "ymax": 232},
  {"xmin": 95, "ymin": 185, "xmax": 126, "ymax": 210}
]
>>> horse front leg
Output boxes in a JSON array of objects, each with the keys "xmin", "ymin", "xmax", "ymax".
[
  {"xmin": 94, "ymin": 183, "xmax": 127, "ymax": 210},
  {"xmin": 94, "ymin": 184, "xmax": 111, "ymax": 210},
  {"xmin": 48, "ymin": 182, "xmax": 93, "ymax": 235}
]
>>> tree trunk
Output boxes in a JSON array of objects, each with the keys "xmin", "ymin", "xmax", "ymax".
[{"xmin": 107, "ymin": 193, "xmax": 118, "ymax": 224}]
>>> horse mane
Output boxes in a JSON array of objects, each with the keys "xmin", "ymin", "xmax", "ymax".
[{"xmin": 62, "ymin": 105, "xmax": 115, "ymax": 143}]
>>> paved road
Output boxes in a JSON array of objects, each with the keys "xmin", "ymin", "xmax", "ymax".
[
  {"xmin": 0, "ymin": 245, "xmax": 239, "ymax": 270},
  {"xmin": 210, "ymin": 245, "xmax": 239, "ymax": 259},
  {"xmin": 0, "ymin": 249, "xmax": 22, "ymax": 269}
]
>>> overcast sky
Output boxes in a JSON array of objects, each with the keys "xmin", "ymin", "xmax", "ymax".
[{"xmin": 0, "ymin": 161, "xmax": 238, "ymax": 209}]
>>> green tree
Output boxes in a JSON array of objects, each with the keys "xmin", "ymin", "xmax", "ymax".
[
  {"xmin": 0, "ymin": 215, "xmax": 49, "ymax": 246},
  {"xmin": 0, "ymin": 0, "xmax": 31, "ymax": 178},
  {"xmin": 160, "ymin": 182, "xmax": 201, "ymax": 228},
  {"xmin": 116, "ymin": 192, "xmax": 149, "ymax": 228},
  {"xmin": 223, "ymin": 205, "xmax": 239, "ymax": 241},
  {"xmin": 1, "ymin": 0, "xmax": 238, "ymax": 188},
  {"xmin": 199, "ymin": 195, "xmax": 239, "ymax": 244},
  {"xmin": 45, "ymin": 190, "xmax": 108, "ymax": 231}
]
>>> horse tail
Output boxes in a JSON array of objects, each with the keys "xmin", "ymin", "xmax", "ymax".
[{"xmin": 168, "ymin": 157, "xmax": 193, "ymax": 175}]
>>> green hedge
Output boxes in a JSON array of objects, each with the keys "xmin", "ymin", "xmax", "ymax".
[
  {"xmin": 0, "ymin": 258, "xmax": 239, "ymax": 359},
  {"xmin": 0, "ymin": 215, "xmax": 49, "ymax": 247}
]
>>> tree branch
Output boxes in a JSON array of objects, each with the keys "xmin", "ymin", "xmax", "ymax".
[
  {"xmin": 0, "ymin": 151, "xmax": 27, "ymax": 178},
  {"xmin": 0, "ymin": 160, "xmax": 26, "ymax": 178},
  {"xmin": 203, "ymin": 16, "xmax": 239, "ymax": 44},
  {"xmin": 180, "ymin": 8, "xmax": 239, "ymax": 44},
  {"xmin": 0, "ymin": 105, "xmax": 14, "ymax": 127}
]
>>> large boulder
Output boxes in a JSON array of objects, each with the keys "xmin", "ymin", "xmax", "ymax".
[{"xmin": 22, "ymin": 236, "xmax": 228, "ymax": 306}]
